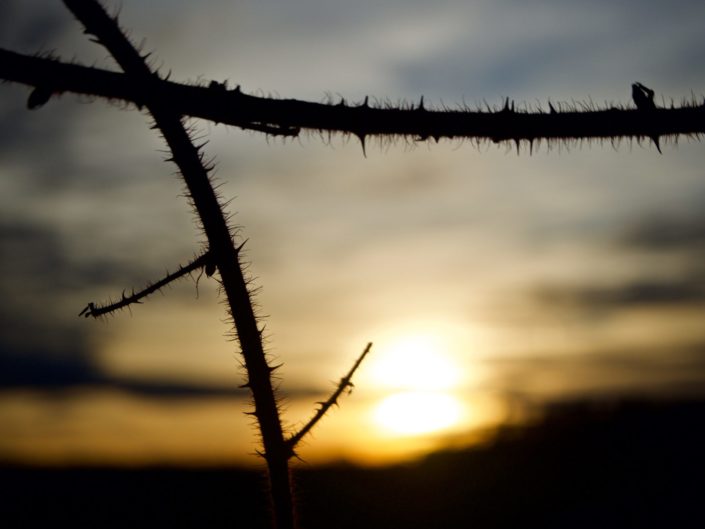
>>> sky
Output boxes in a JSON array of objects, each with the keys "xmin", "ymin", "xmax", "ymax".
[{"xmin": 1, "ymin": 0, "xmax": 704, "ymax": 467}]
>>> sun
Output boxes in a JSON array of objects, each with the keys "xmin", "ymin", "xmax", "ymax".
[
  {"xmin": 374, "ymin": 391, "xmax": 463, "ymax": 435},
  {"xmin": 368, "ymin": 331, "xmax": 466, "ymax": 436},
  {"xmin": 368, "ymin": 333, "xmax": 461, "ymax": 391}
]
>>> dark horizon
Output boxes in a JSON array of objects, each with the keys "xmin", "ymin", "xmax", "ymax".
[{"xmin": 3, "ymin": 396, "xmax": 704, "ymax": 528}]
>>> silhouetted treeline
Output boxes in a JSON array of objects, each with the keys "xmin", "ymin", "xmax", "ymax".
[{"xmin": 2, "ymin": 397, "xmax": 703, "ymax": 529}]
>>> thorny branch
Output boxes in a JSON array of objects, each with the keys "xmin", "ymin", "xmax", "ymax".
[
  {"xmin": 60, "ymin": 1, "xmax": 296, "ymax": 527},
  {"xmin": 78, "ymin": 251, "xmax": 213, "ymax": 318},
  {"xmin": 6, "ymin": 2, "xmax": 699, "ymax": 527},
  {"xmin": 287, "ymin": 342, "xmax": 373, "ymax": 451},
  {"xmin": 2, "ymin": 48, "xmax": 703, "ymax": 149}
]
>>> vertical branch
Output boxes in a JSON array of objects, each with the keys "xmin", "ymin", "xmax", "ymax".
[{"xmin": 62, "ymin": 1, "xmax": 294, "ymax": 527}]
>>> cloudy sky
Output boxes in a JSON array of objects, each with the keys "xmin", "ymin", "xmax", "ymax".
[{"xmin": 1, "ymin": 0, "xmax": 704, "ymax": 466}]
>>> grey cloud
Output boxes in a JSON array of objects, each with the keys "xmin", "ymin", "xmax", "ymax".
[
  {"xmin": 486, "ymin": 341, "xmax": 705, "ymax": 400},
  {"xmin": 620, "ymin": 215, "xmax": 705, "ymax": 252},
  {"xmin": 0, "ymin": 218, "xmax": 152, "ymax": 298},
  {"xmin": 0, "ymin": 345, "xmax": 249, "ymax": 399},
  {"xmin": 0, "ymin": 346, "xmax": 96, "ymax": 390},
  {"xmin": 0, "ymin": 218, "xmax": 180, "ymax": 382},
  {"xmin": 394, "ymin": 0, "xmax": 705, "ymax": 100},
  {"xmin": 0, "ymin": 0, "xmax": 69, "ymax": 51},
  {"xmin": 0, "ymin": 216, "xmax": 238, "ymax": 399},
  {"xmin": 534, "ymin": 277, "xmax": 705, "ymax": 311},
  {"xmin": 0, "ymin": 217, "xmax": 319, "ymax": 399}
]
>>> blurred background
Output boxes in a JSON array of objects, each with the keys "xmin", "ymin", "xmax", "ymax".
[{"xmin": 1, "ymin": 0, "xmax": 705, "ymax": 474}]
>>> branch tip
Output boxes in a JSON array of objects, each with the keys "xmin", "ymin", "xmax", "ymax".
[{"xmin": 286, "ymin": 342, "xmax": 372, "ymax": 451}]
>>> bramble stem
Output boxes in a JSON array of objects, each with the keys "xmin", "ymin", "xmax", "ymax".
[
  {"xmin": 62, "ymin": 1, "xmax": 294, "ymax": 527},
  {"xmin": 78, "ymin": 251, "xmax": 212, "ymax": 318},
  {"xmin": 2, "ymin": 48, "xmax": 703, "ymax": 146},
  {"xmin": 288, "ymin": 342, "xmax": 372, "ymax": 451}
]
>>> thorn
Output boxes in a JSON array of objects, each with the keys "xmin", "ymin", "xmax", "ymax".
[
  {"xmin": 78, "ymin": 303, "xmax": 94, "ymax": 318},
  {"xmin": 233, "ymin": 84, "xmax": 242, "ymax": 94},
  {"xmin": 514, "ymin": 138, "xmax": 521, "ymax": 155},
  {"xmin": 205, "ymin": 257, "xmax": 216, "ymax": 277},
  {"xmin": 27, "ymin": 86, "xmax": 52, "ymax": 110},
  {"xmin": 432, "ymin": 135, "xmax": 440, "ymax": 143},
  {"xmin": 268, "ymin": 363, "xmax": 284, "ymax": 373},
  {"xmin": 548, "ymin": 101, "xmax": 556, "ymax": 114},
  {"xmin": 360, "ymin": 95, "xmax": 369, "ymax": 108},
  {"xmin": 236, "ymin": 238, "xmax": 249, "ymax": 252},
  {"xmin": 417, "ymin": 95, "xmax": 426, "ymax": 111},
  {"xmin": 238, "ymin": 381, "xmax": 250, "ymax": 389},
  {"xmin": 337, "ymin": 97, "xmax": 346, "ymax": 107},
  {"xmin": 502, "ymin": 97, "xmax": 510, "ymax": 112},
  {"xmin": 529, "ymin": 139, "xmax": 534, "ymax": 155},
  {"xmin": 651, "ymin": 135, "xmax": 662, "ymax": 154},
  {"xmin": 355, "ymin": 133, "xmax": 367, "ymax": 158}
]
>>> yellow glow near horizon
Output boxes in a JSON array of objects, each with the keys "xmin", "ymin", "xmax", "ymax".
[{"xmin": 374, "ymin": 391, "xmax": 463, "ymax": 435}]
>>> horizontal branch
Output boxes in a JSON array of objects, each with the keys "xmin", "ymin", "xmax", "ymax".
[
  {"xmin": 2, "ymin": 48, "xmax": 704, "ymax": 145},
  {"xmin": 287, "ymin": 342, "xmax": 372, "ymax": 451},
  {"xmin": 78, "ymin": 250, "xmax": 212, "ymax": 318}
]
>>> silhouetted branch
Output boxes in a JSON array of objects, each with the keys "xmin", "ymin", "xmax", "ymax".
[
  {"xmin": 2, "ymin": 48, "xmax": 703, "ymax": 147},
  {"xmin": 61, "ymin": 1, "xmax": 295, "ymax": 527},
  {"xmin": 78, "ymin": 251, "xmax": 212, "ymax": 318},
  {"xmin": 287, "ymin": 342, "xmax": 372, "ymax": 451}
]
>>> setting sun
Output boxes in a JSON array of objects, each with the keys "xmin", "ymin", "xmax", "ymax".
[
  {"xmin": 369, "ymin": 332, "xmax": 461, "ymax": 391},
  {"xmin": 367, "ymin": 332, "xmax": 467, "ymax": 435},
  {"xmin": 374, "ymin": 391, "xmax": 463, "ymax": 435}
]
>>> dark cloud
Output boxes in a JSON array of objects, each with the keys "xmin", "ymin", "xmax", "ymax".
[
  {"xmin": 0, "ymin": 218, "xmax": 150, "ymax": 303},
  {"xmin": 0, "ymin": 345, "xmax": 248, "ymax": 399},
  {"xmin": 534, "ymin": 277, "xmax": 705, "ymax": 311},
  {"xmin": 0, "ymin": 347, "xmax": 96, "ymax": 390},
  {"xmin": 0, "ymin": 218, "xmax": 243, "ymax": 399},
  {"xmin": 0, "ymin": 0, "xmax": 69, "ymax": 51},
  {"xmin": 528, "ymin": 213, "xmax": 705, "ymax": 313},
  {"xmin": 620, "ymin": 215, "xmax": 705, "ymax": 252},
  {"xmin": 487, "ymin": 341, "xmax": 705, "ymax": 401}
]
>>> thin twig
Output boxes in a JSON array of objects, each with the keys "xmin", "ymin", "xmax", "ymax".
[
  {"xmin": 78, "ymin": 251, "xmax": 212, "ymax": 318},
  {"xmin": 287, "ymin": 342, "xmax": 373, "ymax": 450}
]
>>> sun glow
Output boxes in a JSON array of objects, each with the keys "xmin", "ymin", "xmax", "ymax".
[
  {"xmin": 374, "ymin": 391, "xmax": 463, "ymax": 435},
  {"xmin": 368, "ymin": 331, "xmax": 467, "ymax": 436},
  {"xmin": 369, "ymin": 333, "xmax": 461, "ymax": 391}
]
